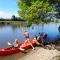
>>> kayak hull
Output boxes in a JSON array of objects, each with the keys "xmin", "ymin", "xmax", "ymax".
[
  {"xmin": 0, "ymin": 43, "xmax": 23, "ymax": 56},
  {"xmin": 19, "ymin": 41, "xmax": 37, "ymax": 50},
  {"xmin": 0, "ymin": 48, "xmax": 20, "ymax": 56},
  {"xmin": 0, "ymin": 39, "xmax": 41, "ymax": 56}
]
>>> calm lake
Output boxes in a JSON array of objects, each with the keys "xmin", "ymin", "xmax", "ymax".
[{"xmin": 0, "ymin": 23, "xmax": 60, "ymax": 48}]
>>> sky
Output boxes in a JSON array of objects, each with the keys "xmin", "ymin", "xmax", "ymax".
[{"xmin": 0, "ymin": 0, "xmax": 19, "ymax": 18}]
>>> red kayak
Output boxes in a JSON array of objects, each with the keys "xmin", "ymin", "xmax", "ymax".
[
  {"xmin": 0, "ymin": 48, "xmax": 21, "ymax": 56},
  {"xmin": 0, "ymin": 39, "xmax": 41, "ymax": 56},
  {"xmin": 0, "ymin": 43, "xmax": 23, "ymax": 56},
  {"xmin": 18, "ymin": 40, "xmax": 37, "ymax": 50},
  {"xmin": 0, "ymin": 41, "xmax": 36, "ymax": 56},
  {"xmin": 19, "ymin": 38, "xmax": 42, "ymax": 50}
]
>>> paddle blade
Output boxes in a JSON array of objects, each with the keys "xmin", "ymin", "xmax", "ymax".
[{"xmin": 8, "ymin": 42, "xmax": 12, "ymax": 45}]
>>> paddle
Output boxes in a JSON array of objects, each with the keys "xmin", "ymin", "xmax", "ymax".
[{"xmin": 7, "ymin": 42, "xmax": 12, "ymax": 46}]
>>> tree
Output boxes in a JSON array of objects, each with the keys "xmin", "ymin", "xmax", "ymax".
[
  {"xmin": 17, "ymin": 0, "xmax": 54, "ymax": 25},
  {"xmin": 11, "ymin": 15, "xmax": 17, "ymax": 21},
  {"xmin": 48, "ymin": 0, "xmax": 60, "ymax": 19}
]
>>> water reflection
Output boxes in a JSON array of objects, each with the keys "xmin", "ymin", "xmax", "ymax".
[
  {"xmin": 0, "ymin": 52, "xmax": 26, "ymax": 60},
  {"xmin": 58, "ymin": 25, "xmax": 60, "ymax": 33},
  {"xmin": 0, "ymin": 23, "xmax": 60, "ymax": 48}
]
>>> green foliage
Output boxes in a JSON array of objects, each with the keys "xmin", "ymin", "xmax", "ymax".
[
  {"xmin": 47, "ymin": 0, "xmax": 60, "ymax": 19},
  {"xmin": 17, "ymin": 0, "xmax": 54, "ymax": 25}
]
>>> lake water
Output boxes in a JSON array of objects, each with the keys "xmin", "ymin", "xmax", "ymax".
[{"xmin": 0, "ymin": 23, "xmax": 60, "ymax": 48}]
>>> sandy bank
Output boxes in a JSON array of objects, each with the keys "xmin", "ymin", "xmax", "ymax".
[{"xmin": 19, "ymin": 47, "xmax": 60, "ymax": 60}]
